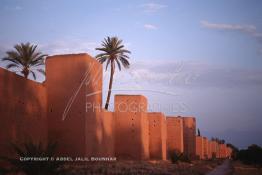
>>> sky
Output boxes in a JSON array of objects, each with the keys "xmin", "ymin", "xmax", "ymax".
[{"xmin": 0, "ymin": 0, "xmax": 262, "ymax": 149}]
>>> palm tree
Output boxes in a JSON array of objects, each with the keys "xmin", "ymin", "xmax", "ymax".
[
  {"xmin": 1, "ymin": 42, "xmax": 47, "ymax": 80},
  {"xmin": 96, "ymin": 37, "xmax": 131, "ymax": 110}
]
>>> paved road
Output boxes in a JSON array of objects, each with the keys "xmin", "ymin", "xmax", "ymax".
[{"xmin": 206, "ymin": 159, "xmax": 233, "ymax": 175}]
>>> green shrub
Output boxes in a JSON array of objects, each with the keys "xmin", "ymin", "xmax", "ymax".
[
  {"xmin": 169, "ymin": 150, "xmax": 182, "ymax": 164},
  {"xmin": 179, "ymin": 154, "xmax": 191, "ymax": 163},
  {"xmin": 0, "ymin": 141, "xmax": 64, "ymax": 175},
  {"xmin": 169, "ymin": 150, "xmax": 192, "ymax": 164},
  {"xmin": 237, "ymin": 144, "xmax": 262, "ymax": 166}
]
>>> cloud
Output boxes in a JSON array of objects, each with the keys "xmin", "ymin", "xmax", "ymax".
[
  {"xmin": 200, "ymin": 20, "xmax": 262, "ymax": 43},
  {"xmin": 39, "ymin": 39, "xmax": 99, "ymax": 56},
  {"xmin": 105, "ymin": 60, "xmax": 262, "ymax": 146},
  {"xmin": 0, "ymin": 38, "xmax": 131, "ymax": 60},
  {"xmin": 113, "ymin": 60, "xmax": 262, "ymax": 89},
  {"xmin": 4, "ymin": 5, "xmax": 23, "ymax": 11},
  {"xmin": 141, "ymin": 3, "xmax": 167, "ymax": 13},
  {"xmin": 39, "ymin": 39, "xmax": 130, "ymax": 57},
  {"xmin": 144, "ymin": 24, "xmax": 158, "ymax": 30},
  {"xmin": 200, "ymin": 20, "xmax": 262, "ymax": 55},
  {"xmin": 14, "ymin": 6, "xmax": 22, "ymax": 10},
  {"xmin": 200, "ymin": 20, "xmax": 256, "ymax": 32}
]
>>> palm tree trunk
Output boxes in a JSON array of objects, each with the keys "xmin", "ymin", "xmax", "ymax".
[
  {"xmin": 22, "ymin": 68, "xmax": 29, "ymax": 79},
  {"xmin": 105, "ymin": 60, "xmax": 115, "ymax": 110}
]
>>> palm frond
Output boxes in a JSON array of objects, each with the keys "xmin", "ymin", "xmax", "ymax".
[
  {"xmin": 105, "ymin": 58, "xmax": 111, "ymax": 71},
  {"xmin": 118, "ymin": 49, "xmax": 131, "ymax": 54},
  {"xmin": 14, "ymin": 44, "xmax": 25, "ymax": 62},
  {"xmin": 120, "ymin": 54, "xmax": 130, "ymax": 59},
  {"xmin": 95, "ymin": 53, "xmax": 109, "ymax": 58},
  {"xmin": 95, "ymin": 47, "xmax": 108, "ymax": 53},
  {"xmin": 116, "ymin": 38, "xmax": 123, "ymax": 46},
  {"xmin": 6, "ymin": 63, "xmax": 20, "ymax": 69},
  {"xmin": 2, "ymin": 57, "xmax": 20, "ymax": 65},
  {"xmin": 30, "ymin": 62, "xmax": 44, "ymax": 67},
  {"xmin": 5, "ymin": 51, "xmax": 24, "ymax": 65},
  {"xmin": 119, "ymin": 57, "xmax": 130, "ymax": 68},
  {"xmin": 30, "ymin": 52, "xmax": 47, "ymax": 62},
  {"xmin": 29, "ymin": 57, "xmax": 45, "ymax": 66},
  {"xmin": 115, "ymin": 58, "xmax": 121, "ymax": 71},
  {"xmin": 30, "ymin": 70, "xmax": 36, "ymax": 80},
  {"xmin": 97, "ymin": 56, "xmax": 108, "ymax": 64},
  {"xmin": 96, "ymin": 36, "xmax": 130, "ymax": 71},
  {"xmin": 114, "ymin": 45, "xmax": 124, "ymax": 51},
  {"xmin": 30, "ymin": 44, "xmax": 38, "ymax": 57},
  {"xmin": 5, "ymin": 51, "xmax": 19, "ymax": 60},
  {"xmin": 37, "ymin": 69, "xmax": 45, "ymax": 76}
]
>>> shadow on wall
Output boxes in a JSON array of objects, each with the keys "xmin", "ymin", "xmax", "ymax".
[
  {"xmin": 0, "ymin": 53, "xmax": 117, "ymax": 159},
  {"xmin": 93, "ymin": 110, "xmax": 115, "ymax": 157},
  {"xmin": 0, "ymin": 68, "xmax": 47, "ymax": 157},
  {"xmin": 45, "ymin": 53, "xmax": 117, "ymax": 157}
]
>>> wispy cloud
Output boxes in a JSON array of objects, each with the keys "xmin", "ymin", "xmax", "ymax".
[
  {"xmin": 200, "ymin": 20, "xmax": 262, "ymax": 55},
  {"xmin": 201, "ymin": 20, "xmax": 256, "ymax": 32},
  {"xmin": 116, "ymin": 60, "xmax": 262, "ymax": 88},
  {"xmin": 4, "ymin": 5, "xmax": 23, "ymax": 11},
  {"xmin": 14, "ymin": 6, "xmax": 22, "ymax": 10},
  {"xmin": 141, "ymin": 3, "xmax": 167, "ymax": 13},
  {"xmin": 39, "ymin": 39, "xmax": 99, "ymax": 56},
  {"xmin": 144, "ymin": 24, "xmax": 158, "ymax": 30},
  {"xmin": 200, "ymin": 20, "xmax": 262, "ymax": 43}
]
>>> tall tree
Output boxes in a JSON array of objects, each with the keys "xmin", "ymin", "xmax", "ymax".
[
  {"xmin": 1, "ymin": 42, "xmax": 47, "ymax": 80},
  {"xmin": 96, "ymin": 37, "xmax": 131, "ymax": 110}
]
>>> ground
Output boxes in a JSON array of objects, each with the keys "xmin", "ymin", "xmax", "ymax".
[
  {"xmin": 2, "ymin": 159, "xmax": 261, "ymax": 175},
  {"xmin": 63, "ymin": 160, "xmax": 223, "ymax": 175},
  {"xmin": 232, "ymin": 161, "xmax": 262, "ymax": 175},
  {"xmin": 207, "ymin": 159, "xmax": 233, "ymax": 175}
]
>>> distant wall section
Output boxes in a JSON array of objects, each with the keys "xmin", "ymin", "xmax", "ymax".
[
  {"xmin": 166, "ymin": 116, "xmax": 184, "ymax": 156},
  {"xmin": 148, "ymin": 112, "xmax": 166, "ymax": 160},
  {"xmin": 114, "ymin": 95, "xmax": 149, "ymax": 160}
]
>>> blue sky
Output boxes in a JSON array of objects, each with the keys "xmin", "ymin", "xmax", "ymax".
[{"xmin": 0, "ymin": 0, "xmax": 262, "ymax": 148}]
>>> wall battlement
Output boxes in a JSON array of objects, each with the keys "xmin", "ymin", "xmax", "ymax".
[
  {"xmin": 182, "ymin": 117, "xmax": 196, "ymax": 159},
  {"xmin": 196, "ymin": 136, "xmax": 204, "ymax": 159},
  {"xmin": 114, "ymin": 95, "xmax": 149, "ymax": 160},
  {"xmin": 166, "ymin": 116, "xmax": 184, "ymax": 156},
  {"xmin": 46, "ymin": 53, "xmax": 104, "ymax": 157},
  {"xmin": 148, "ymin": 112, "xmax": 166, "ymax": 160}
]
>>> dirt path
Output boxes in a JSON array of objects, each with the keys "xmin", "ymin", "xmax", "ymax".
[{"xmin": 206, "ymin": 159, "xmax": 233, "ymax": 175}]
